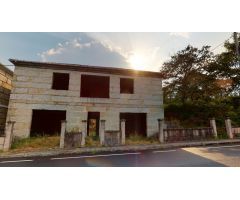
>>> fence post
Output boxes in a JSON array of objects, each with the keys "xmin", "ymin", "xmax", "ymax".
[
  {"xmin": 225, "ymin": 117, "xmax": 233, "ymax": 139},
  {"xmin": 210, "ymin": 118, "xmax": 218, "ymax": 138},
  {"xmin": 158, "ymin": 119, "xmax": 164, "ymax": 143},
  {"xmin": 100, "ymin": 120, "xmax": 106, "ymax": 146},
  {"xmin": 60, "ymin": 120, "xmax": 67, "ymax": 148},
  {"xmin": 120, "ymin": 119, "xmax": 126, "ymax": 145},
  {"xmin": 81, "ymin": 120, "xmax": 87, "ymax": 147},
  {"xmin": 3, "ymin": 121, "xmax": 15, "ymax": 151}
]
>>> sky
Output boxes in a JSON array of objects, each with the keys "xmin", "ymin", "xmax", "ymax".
[{"xmin": 0, "ymin": 32, "xmax": 232, "ymax": 72}]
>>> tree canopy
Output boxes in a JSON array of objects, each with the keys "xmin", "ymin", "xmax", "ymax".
[
  {"xmin": 161, "ymin": 45, "xmax": 221, "ymax": 103},
  {"xmin": 162, "ymin": 33, "xmax": 240, "ymax": 128},
  {"xmin": 161, "ymin": 33, "xmax": 240, "ymax": 104}
]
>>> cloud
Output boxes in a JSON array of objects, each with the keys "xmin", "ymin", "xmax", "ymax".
[
  {"xmin": 38, "ymin": 33, "xmax": 165, "ymax": 71},
  {"xmin": 38, "ymin": 34, "xmax": 129, "ymax": 68},
  {"xmin": 169, "ymin": 32, "xmax": 190, "ymax": 38}
]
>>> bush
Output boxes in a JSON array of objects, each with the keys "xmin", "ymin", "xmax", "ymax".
[{"xmin": 165, "ymin": 98, "xmax": 240, "ymax": 128}]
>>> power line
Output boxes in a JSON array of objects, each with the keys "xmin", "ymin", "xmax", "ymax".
[{"xmin": 211, "ymin": 35, "xmax": 233, "ymax": 52}]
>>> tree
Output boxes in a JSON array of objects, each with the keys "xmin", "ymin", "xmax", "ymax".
[
  {"xmin": 207, "ymin": 33, "xmax": 240, "ymax": 95},
  {"xmin": 161, "ymin": 45, "xmax": 221, "ymax": 104}
]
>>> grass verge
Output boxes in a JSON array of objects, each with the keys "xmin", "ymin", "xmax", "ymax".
[
  {"xmin": 10, "ymin": 136, "xmax": 60, "ymax": 153},
  {"xmin": 85, "ymin": 136, "xmax": 101, "ymax": 147},
  {"xmin": 125, "ymin": 134, "xmax": 159, "ymax": 145}
]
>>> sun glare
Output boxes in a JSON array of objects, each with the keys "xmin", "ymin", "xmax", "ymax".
[{"xmin": 128, "ymin": 54, "xmax": 146, "ymax": 70}]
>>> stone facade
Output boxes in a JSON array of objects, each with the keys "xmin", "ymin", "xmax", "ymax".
[
  {"xmin": 0, "ymin": 137, "xmax": 4, "ymax": 150},
  {"xmin": 0, "ymin": 64, "xmax": 13, "ymax": 133},
  {"xmin": 7, "ymin": 60, "xmax": 164, "ymax": 138}
]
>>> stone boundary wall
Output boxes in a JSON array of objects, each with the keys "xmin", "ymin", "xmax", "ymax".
[
  {"xmin": 232, "ymin": 127, "xmax": 240, "ymax": 137},
  {"xmin": 163, "ymin": 127, "xmax": 214, "ymax": 142},
  {"xmin": 0, "ymin": 64, "xmax": 13, "ymax": 130}
]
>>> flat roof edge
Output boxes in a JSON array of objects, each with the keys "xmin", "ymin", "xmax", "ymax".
[{"xmin": 9, "ymin": 59, "xmax": 164, "ymax": 79}]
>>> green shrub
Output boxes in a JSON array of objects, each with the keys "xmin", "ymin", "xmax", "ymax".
[{"xmin": 165, "ymin": 98, "xmax": 240, "ymax": 128}]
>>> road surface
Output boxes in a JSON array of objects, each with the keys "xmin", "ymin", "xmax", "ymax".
[{"xmin": 1, "ymin": 144, "xmax": 240, "ymax": 167}]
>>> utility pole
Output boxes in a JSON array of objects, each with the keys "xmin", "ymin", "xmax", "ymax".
[{"xmin": 234, "ymin": 32, "xmax": 239, "ymax": 67}]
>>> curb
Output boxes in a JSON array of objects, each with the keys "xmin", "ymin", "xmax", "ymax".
[{"xmin": 1, "ymin": 139, "xmax": 240, "ymax": 159}]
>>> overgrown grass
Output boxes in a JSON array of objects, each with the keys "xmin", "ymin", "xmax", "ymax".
[
  {"xmin": 217, "ymin": 131, "xmax": 228, "ymax": 139},
  {"xmin": 85, "ymin": 136, "xmax": 101, "ymax": 147},
  {"xmin": 125, "ymin": 134, "xmax": 158, "ymax": 145},
  {"xmin": 11, "ymin": 136, "xmax": 60, "ymax": 152}
]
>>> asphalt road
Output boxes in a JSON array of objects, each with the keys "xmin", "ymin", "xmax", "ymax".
[{"xmin": 1, "ymin": 144, "xmax": 240, "ymax": 167}]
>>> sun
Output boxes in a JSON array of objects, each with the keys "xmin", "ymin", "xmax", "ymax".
[{"xmin": 128, "ymin": 53, "xmax": 146, "ymax": 70}]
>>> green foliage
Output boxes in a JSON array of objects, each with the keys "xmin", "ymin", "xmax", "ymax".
[
  {"xmin": 164, "ymin": 97, "xmax": 240, "ymax": 128},
  {"xmin": 207, "ymin": 33, "xmax": 240, "ymax": 95},
  {"xmin": 162, "ymin": 34, "xmax": 240, "ymax": 104},
  {"xmin": 162, "ymin": 35, "xmax": 240, "ymax": 131},
  {"xmin": 161, "ymin": 45, "xmax": 222, "ymax": 104}
]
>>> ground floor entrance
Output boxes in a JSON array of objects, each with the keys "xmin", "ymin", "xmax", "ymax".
[
  {"xmin": 87, "ymin": 112, "xmax": 100, "ymax": 137},
  {"xmin": 30, "ymin": 110, "xmax": 66, "ymax": 137},
  {"xmin": 120, "ymin": 113, "xmax": 147, "ymax": 137}
]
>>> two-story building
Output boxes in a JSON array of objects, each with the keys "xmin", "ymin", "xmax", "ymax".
[{"xmin": 7, "ymin": 59, "xmax": 164, "ymax": 139}]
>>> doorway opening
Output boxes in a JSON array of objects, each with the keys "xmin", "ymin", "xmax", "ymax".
[
  {"xmin": 87, "ymin": 112, "xmax": 100, "ymax": 139},
  {"xmin": 120, "ymin": 113, "xmax": 147, "ymax": 137},
  {"xmin": 30, "ymin": 110, "xmax": 66, "ymax": 137}
]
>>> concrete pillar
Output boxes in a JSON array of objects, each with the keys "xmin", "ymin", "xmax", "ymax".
[
  {"xmin": 60, "ymin": 120, "xmax": 67, "ymax": 148},
  {"xmin": 225, "ymin": 117, "xmax": 233, "ymax": 139},
  {"xmin": 3, "ymin": 121, "xmax": 15, "ymax": 151},
  {"xmin": 158, "ymin": 119, "xmax": 164, "ymax": 143},
  {"xmin": 210, "ymin": 118, "xmax": 218, "ymax": 138},
  {"xmin": 100, "ymin": 120, "xmax": 105, "ymax": 146},
  {"xmin": 81, "ymin": 120, "xmax": 87, "ymax": 147},
  {"xmin": 120, "ymin": 119, "xmax": 126, "ymax": 145}
]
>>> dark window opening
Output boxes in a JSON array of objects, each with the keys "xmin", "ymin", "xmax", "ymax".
[
  {"xmin": 52, "ymin": 73, "xmax": 69, "ymax": 90},
  {"xmin": 120, "ymin": 78, "xmax": 134, "ymax": 94},
  {"xmin": 81, "ymin": 75, "xmax": 109, "ymax": 98},
  {"xmin": 30, "ymin": 110, "xmax": 66, "ymax": 137},
  {"xmin": 120, "ymin": 113, "xmax": 146, "ymax": 137},
  {"xmin": 87, "ymin": 112, "xmax": 100, "ymax": 138}
]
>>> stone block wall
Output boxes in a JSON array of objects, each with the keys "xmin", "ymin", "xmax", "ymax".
[
  {"xmin": 0, "ymin": 137, "xmax": 4, "ymax": 149},
  {"xmin": 0, "ymin": 64, "xmax": 13, "ymax": 131},
  {"xmin": 7, "ymin": 66, "xmax": 164, "ymax": 138}
]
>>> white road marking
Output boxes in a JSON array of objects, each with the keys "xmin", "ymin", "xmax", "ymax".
[
  {"xmin": 51, "ymin": 152, "xmax": 141, "ymax": 160},
  {"xmin": 153, "ymin": 150, "xmax": 177, "ymax": 153},
  {"xmin": 0, "ymin": 159, "xmax": 33, "ymax": 164},
  {"xmin": 201, "ymin": 144, "xmax": 240, "ymax": 149}
]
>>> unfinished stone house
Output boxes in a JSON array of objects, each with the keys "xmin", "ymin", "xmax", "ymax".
[
  {"xmin": 0, "ymin": 64, "xmax": 13, "ymax": 135},
  {"xmin": 7, "ymin": 59, "xmax": 164, "ymax": 139}
]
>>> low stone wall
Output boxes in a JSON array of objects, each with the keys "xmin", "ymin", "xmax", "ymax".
[
  {"xmin": 104, "ymin": 131, "xmax": 121, "ymax": 146},
  {"xmin": 232, "ymin": 127, "xmax": 240, "ymax": 137},
  {"xmin": 64, "ymin": 132, "xmax": 82, "ymax": 148},
  {"xmin": 163, "ymin": 127, "xmax": 214, "ymax": 142}
]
